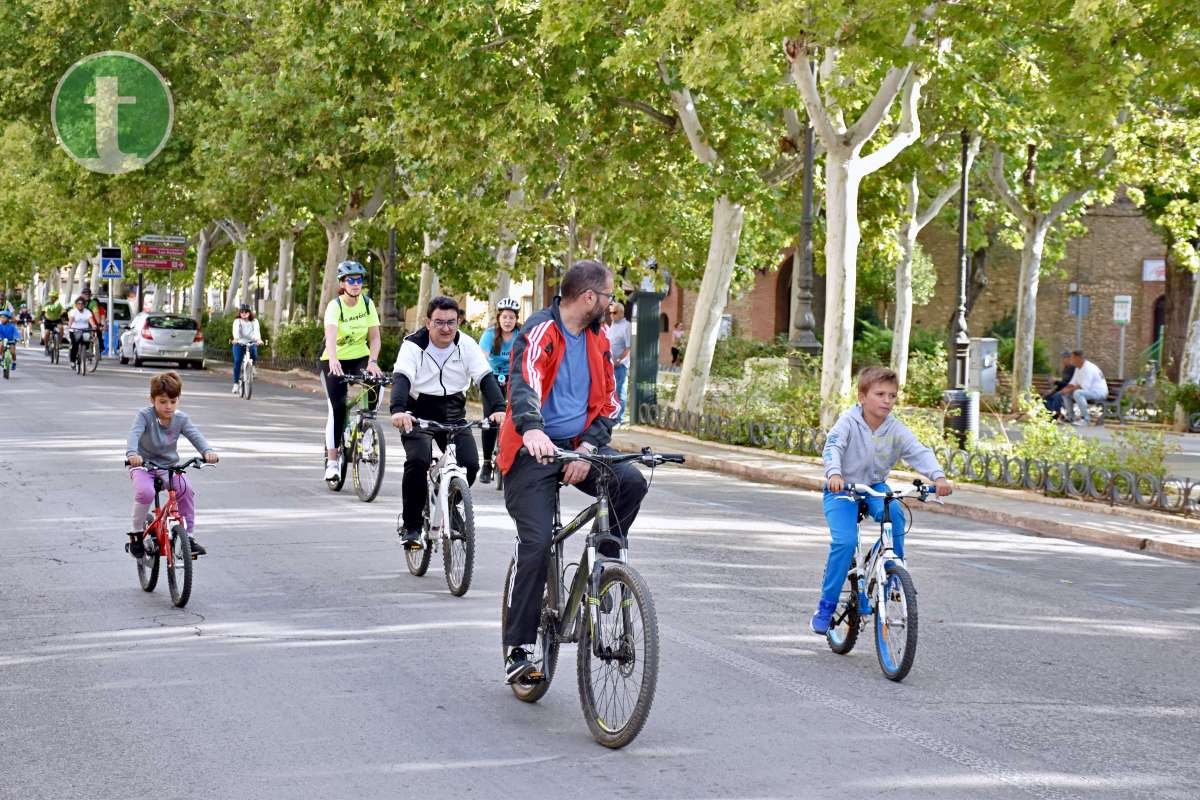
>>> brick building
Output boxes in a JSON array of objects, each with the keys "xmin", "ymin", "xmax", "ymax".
[{"xmin": 661, "ymin": 192, "xmax": 1168, "ymax": 380}]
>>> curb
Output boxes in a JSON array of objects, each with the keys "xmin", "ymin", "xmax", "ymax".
[{"xmin": 611, "ymin": 427, "xmax": 1200, "ymax": 563}]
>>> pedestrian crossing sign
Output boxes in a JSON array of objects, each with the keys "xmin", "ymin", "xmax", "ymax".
[{"xmin": 99, "ymin": 246, "xmax": 123, "ymax": 279}]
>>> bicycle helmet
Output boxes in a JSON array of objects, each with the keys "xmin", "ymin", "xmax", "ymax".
[
  {"xmin": 496, "ymin": 297, "xmax": 519, "ymax": 313},
  {"xmin": 48, "ymin": 291, "xmax": 59, "ymax": 299},
  {"xmin": 336, "ymin": 260, "xmax": 367, "ymax": 280},
  {"xmin": 239, "ymin": 303, "xmax": 252, "ymax": 313},
  {"xmin": 0, "ymin": 309, "xmax": 9, "ymax": 319}
]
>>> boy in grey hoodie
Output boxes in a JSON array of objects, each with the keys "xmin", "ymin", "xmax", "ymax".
[{"xmin": 811, "ymin": 366, "xmax": 953, "ymax": 635}]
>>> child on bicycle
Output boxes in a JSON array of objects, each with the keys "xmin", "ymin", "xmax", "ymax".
[
  {"xmin": 810, "ymin": 366, "xmax": 952, "ymax": 635},
  {"xmin": 0, "ymin": 310, "xmax": 18, "ymax": 371},
  {"xmin": 124, "ymin": 372, "xmax": 219, "ymax": 559}
]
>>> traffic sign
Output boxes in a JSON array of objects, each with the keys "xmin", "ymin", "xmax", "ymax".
[
  {"xmin": 99, "ymin": 246, "xmax": 123, "ymax": 279},
  {"xmin": 1068, "ymin": 294, "xmax": 1090, "ymax": 317},
  {"xmin": 1113, "ymin": 295, "xmax": 1132, "ymax": 325},
  {"xmin": 133, "ymin": 235, "xmax": 188, "ymax": 270}
]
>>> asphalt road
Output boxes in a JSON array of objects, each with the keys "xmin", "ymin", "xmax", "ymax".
[{"xmin": 3, "ymin": 348, "xmax": 1199, "ymax": 800}]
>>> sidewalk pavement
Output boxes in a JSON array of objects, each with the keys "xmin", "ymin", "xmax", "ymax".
[
  {"xmin": 610, "ymin": 425, "xmax": 1200, "ymax": 563},
  {"xmin": 231, "ymin": 361, "xmax": 1200, "ymax": 562}
]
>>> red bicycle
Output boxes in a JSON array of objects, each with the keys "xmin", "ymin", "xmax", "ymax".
[{"xmin": 127, "ymin": 457, "xmax": 215, "ymax": 608}]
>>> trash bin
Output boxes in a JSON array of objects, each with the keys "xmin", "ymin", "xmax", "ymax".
[
  {"xmin": 944, "ymin": 388, "xmax": 980, "ymax": 449},
  {"xmin": 628, "ymin": 289, "xmax": 665, "ymax": 424}
]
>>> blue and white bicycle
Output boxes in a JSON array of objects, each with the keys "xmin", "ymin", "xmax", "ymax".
[{"xmin": 826, "ymin": 481, "xmax": 942, "ymax": 682}]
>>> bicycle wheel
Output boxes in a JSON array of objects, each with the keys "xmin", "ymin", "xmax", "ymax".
[
  {"xmin": 243, "ymin": 357, "xmax": 253, "ymax": 399},
  {"xmin": 501, "ymin": 557, "xmax": 558, "ymax": 703},
  {"xmin": 50, "ymin": 334, "xmax": 60, "ymax": 364},
  {"xmin": 167, "ymin": 524, "xmax": 194, "ymax": 608},
  {"xmin": 874, "ymin": 564, "xmax": 918, "ymax": 682},
  {"xmin": 352, "ymin": 419, "xmax": 386, "ymax": 502},
  {"xmin": 405, "ymin": 514, "xmax": 434, "ymax": 577},
  {"xmin": 325, "ymin": 442, "xmax": 348, "ymax": 492},
  {"xmin": 86, "ymin": 338, "xmax": 100, "ymax": 373},
  {"xmin": 136, "ymin": 533, "xmax": 160, "ymax": 591},
  {"xmin": 442, "ymin": 476, "xmax": 475, "ymax": 596},
  {"xmin": 576, "ymin": 561, "xmax": 659, "ymax": 749},
  {"xmin": 827, "ymin": 570, "xmax": 861, "ymax": 655}
]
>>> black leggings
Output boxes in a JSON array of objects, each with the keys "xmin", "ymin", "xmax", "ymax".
[{"xmin": 320, "ymin": 356, "xmax": 371, "ymax": 450}]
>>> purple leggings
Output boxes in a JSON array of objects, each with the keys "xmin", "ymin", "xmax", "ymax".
[{"xmin": 130, "ymin": 469, "xmax": 196, "ymax": 532}]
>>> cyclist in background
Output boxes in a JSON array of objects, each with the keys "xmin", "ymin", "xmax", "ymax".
[
  {"xmin": 17, "ymin": 304, "xmax": 34, "ymax": 344},
  {"xmin": 41, "ymin": 291, "xmax": 65, "ymax": 348},
  {"xmin": 67, "ymin": 297, "xmax": 97, "ymax": 367},
  {"xmin": 477, "ymin": 297, "xmax": 521, "ymax": 483},
  {"xmin": 0, "ymin": 310, "xmax": 19, "ymax": 372},
  {"xmin": 320, "ymin": 261, "xmax": 384, "ymax": 482},
  {"xmin": 230, "ymin": 303, "xmax": 263, "ymax": 394}
]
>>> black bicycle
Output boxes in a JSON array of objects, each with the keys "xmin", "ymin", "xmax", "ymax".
[
  {"xmin": 500, "ymin": 447, "xmax": 684, "ymax": 749},
  {"xmin": 327, "ymin": 373, "xmax": 392, "ymax": 501},
  {"xmin": 44, "ymin": 325, "xmax": 62, "ymax": 365}
]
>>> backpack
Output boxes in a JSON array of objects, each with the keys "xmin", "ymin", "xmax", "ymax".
[{"xmin": 336, "ymin": 295, "xmax": 372, "ymax": 322}]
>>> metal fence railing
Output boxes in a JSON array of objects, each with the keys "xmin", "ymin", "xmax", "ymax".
[
  {"xmin": 635, "ymin": 402, "xmax": 1200, "ymax": 517},
  {"xmin": 206, "ymin": 347, "xmax": 321, "ymax": 375}
]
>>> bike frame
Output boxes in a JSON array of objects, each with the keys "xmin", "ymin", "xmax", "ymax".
[
  {"xmin": 543, "ymin": 473, "xmax": 627, "ymax": 657},
  {"xmin": 840, "ymin": 483, "xmax": 932, "ymax": 618},
  {"xmin": 342, "ymin": 383, "xmax": 381, "ymax": 456},
  {"xmin": 425, "ymin": 439, "xmax": 469, "ymax": 541},
  {"xmin": 140, "ymin": 468, "xmax": 187, "ymax": 570}
]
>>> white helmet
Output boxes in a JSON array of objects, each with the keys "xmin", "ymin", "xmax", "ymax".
[{"xmin": 496, "ymin": 297, "xmax": 520, "ymax": 312}]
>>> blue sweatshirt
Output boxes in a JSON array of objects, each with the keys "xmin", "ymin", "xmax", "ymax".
[
  {"xmin": 823, "ymin": 406, "xmax": 945, "ymax": 486},
  {"xmin": 0, "ymin": 322, "xmax": 19, "ymax": 344}
]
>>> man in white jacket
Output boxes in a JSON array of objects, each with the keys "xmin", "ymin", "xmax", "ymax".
[
  {"xmin": 1062, "ymin": 350, "xmax": 1108, "ymax": 426},
  {"xmin": 390, "ymin": 296, "xmax": 506, "ymax": 549}
]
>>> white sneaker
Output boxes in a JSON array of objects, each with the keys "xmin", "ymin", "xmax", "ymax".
[
  {"xmin": 231, "ymin": 384, "xmax": 239, "ymax": 394},
  {"xmin": 324, "ymin": 459, "xmax": 340, "ymax": 481}
]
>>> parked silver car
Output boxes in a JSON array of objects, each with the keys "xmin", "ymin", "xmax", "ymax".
[{"xmin": 120, "ymin": 313, "xmax": 206, "ymax": 369}]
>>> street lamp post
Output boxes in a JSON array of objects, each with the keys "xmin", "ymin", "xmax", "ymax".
[
  {"xmin": 948, "ymin": 130, "xmax": 971, "ymax": 389},
  {"xmin": 788, "ymin": 103, "xmax": 821, "ymax": 384}
]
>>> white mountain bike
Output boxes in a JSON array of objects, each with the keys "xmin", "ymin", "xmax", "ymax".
[
  {"xmin": 400, "ymin": 418, "xmax": 491, "ymax": 597},
  {"xmin": 826, "ymin": 480, "xmax": 943, "ymax": 682}
]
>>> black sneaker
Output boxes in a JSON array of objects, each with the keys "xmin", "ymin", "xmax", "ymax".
[
  {"xmin": 189, "ymin": 537, "xmax": 207, "ymax": 556},
  {"xmin": 400, "ymin": 529, "xmax": 423, "ymax": 550},
  {"xmin": 505, "ymin": 646, "xmax": 540, "ymax": 684},
  {"xmin": 126, "ymin": 533, "xmax": 145, "ymax": 559},
  {"xmin": 479, "ymin": 462, "xmax": 494, "ymax": 484}
]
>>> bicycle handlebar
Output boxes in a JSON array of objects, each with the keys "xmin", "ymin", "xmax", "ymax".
[
  {"xmin": 341, "ymin": 372, "xmax": 394, "ymax": 387},
  {"xmin": 410, "ymin": 418, "xmax": 494, "ymax": 433},
  {"xmin": 521, "ymin": 446, "xmax": 685, "ymax": 468},
  {"xmin": 837, "ymin": 480, "xmax": 944, "ymax": 504},
  {"xmin": 124, "ymin": 456, "xmax": 216, "ymax": 473}
]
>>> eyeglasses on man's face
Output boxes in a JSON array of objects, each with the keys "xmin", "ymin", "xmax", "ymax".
[
  {"xmin": 430, "ymin": 318, "xmax": 459, "ymax": 330},
  {"xmin": 342, "ymin": 276, "xmax": 364, "ymax": 285},
  {"xmin": 591, "ymin": 288, "xmax": 615, "ymax": 303}
]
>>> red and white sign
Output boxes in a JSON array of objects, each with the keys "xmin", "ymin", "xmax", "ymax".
[{"xmin": 1142, "ymin": 258, "xmax": 1166, "ymax": 282}]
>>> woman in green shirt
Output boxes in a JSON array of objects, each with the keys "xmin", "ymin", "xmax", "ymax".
[{"xmin": 321, "ymin": 260, "xmax": 385, "ymax": 481}]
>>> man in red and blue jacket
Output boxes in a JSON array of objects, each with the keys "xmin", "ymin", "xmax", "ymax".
[{"xmin": 497, "ymin": 259, "xmax": 646, "ymax": 684}]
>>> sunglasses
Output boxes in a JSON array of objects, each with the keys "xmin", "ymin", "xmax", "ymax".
[{"xmin": 343, "ymin": 276, "xmax": 365, "ymax": 285}]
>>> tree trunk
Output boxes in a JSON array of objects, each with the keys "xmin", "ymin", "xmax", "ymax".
[
  {"xmin": 533, "ymin": 263, "xmax": 546, "ymax": 313},
  {"xmin": 191, "ymin": 226, "xmax": 216, "ymax": 322},
  {"xmin": 672, "ymin": 195, "xmax": 745, "ymax": 414},
  {"xmin": 224, "ymin": 250, "xmax": 243, "ymax": 316},
  {"xmin": 891, "ymin": 233, "xmax": 916, "ymax": 385},
  {"xmin": 241, "ymin": 249, "xmax": 254, "ymax": 310},
  {"xmin": 1163, "ymin": 246, "xmax": 1191, "ymax": 383},
  {"xmin": 274, "ymin": 234, "xmax": 294, "ymax": 335},
  {"xmin": 1010, "ymin": 220, "xmax": 1051, "ymax": 409},
  {"xmin": 381, "ymin": 231, "xmax": 400, "ymax": 329},
  {"xmin": 416, "ymin": 231, "xmax": 442, "ymax": 329},
  {"xmin": 490, "ymin": 165, "xmax": 526, "ymax": 325},
  {"xmin": 318, "ymin": 220, "xmax": 351, "ymax": 312},
  {"xmin": 819, "ymin": 158, "xmax": 863, "ymax": 429},
  {"xmin": 305, "ymin": 259, "xmax": 317, "ymax": 320}
]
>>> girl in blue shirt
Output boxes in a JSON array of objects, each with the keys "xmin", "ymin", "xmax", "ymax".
[{"xmin": 478, "ymin": 298, "xmax": 521, "ymax": 483}]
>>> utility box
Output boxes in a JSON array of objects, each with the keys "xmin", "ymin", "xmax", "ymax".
[
  {"xmin": 967, "ymin": 337, "xmax": 998, "ymax": 397},
  {"xmin": 628, "ymin": 286, "xmax": 666, "ymax": 424}
]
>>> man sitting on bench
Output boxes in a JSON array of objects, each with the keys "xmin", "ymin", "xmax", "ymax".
[{"xmin": 1061, "ymin": 350, "xmax": 1107, "ymax": 427}]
